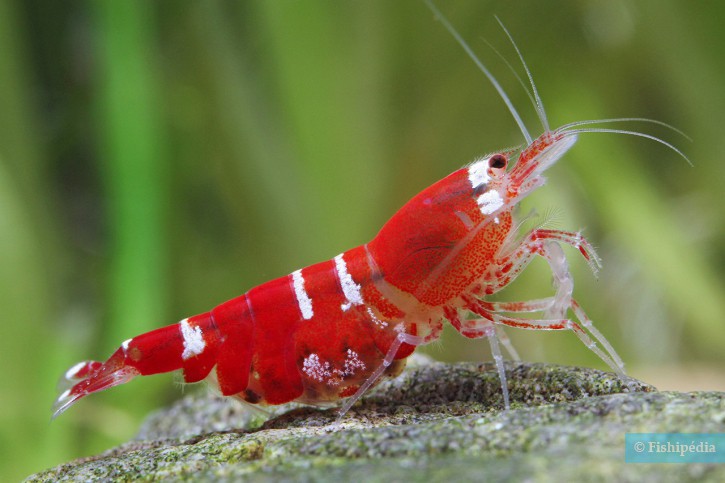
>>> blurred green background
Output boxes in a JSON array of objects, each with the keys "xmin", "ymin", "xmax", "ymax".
[{"xmin": 3, "ymin": 0, "xmax": 723, "ymax": 479}]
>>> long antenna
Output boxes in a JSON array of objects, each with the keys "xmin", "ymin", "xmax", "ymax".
[
  {"xmin": 424, "ymin": 0, "xmax": 532, "ymax": 144},
  {"xmin": 560, "ymin": 117, "xmax": 693, "ymax": 142},
  {"xmin": 481, "ymin": 37, "xmax": 538, "ymax": 120},
  {"xmin": 564, "ymin": 127, "xmax": 692, "ymax": 166},
  {"xmin": 495, "ymin": 16, "xmax": 549, "ymax": 134}
]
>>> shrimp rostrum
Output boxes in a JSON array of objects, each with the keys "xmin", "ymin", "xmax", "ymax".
[{"xmin": 54, "ymin": 4, "xmax": 687, "ymax": 420}]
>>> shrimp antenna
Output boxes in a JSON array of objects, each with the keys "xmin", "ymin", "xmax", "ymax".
[
  {"xmin": 560, "ymin": 118, "xmax": 693, "ymax": 142},
  {"xmin": 481, "ymin": 37, "xmax": 538, "ymax": 115},
  {"xmin": 564, "ymin": 128, "xmax": 693, "ymax": 166},
  {"xmin": 494, "ymin": 16, "xmax": 550, "ymax": 134},
  {"xmin": 424, "ymin": 0, "xmax": 532, "ymax": 144}
]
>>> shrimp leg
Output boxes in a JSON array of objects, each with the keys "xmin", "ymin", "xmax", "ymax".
[
  {"xmin": 445, "ymin": 307, "xmax": 519, "ymax": 409},
  {"xmin": 336, "ymin": 331, "xmax": 425, "ymax": 422},
  {"xmin": 453, "ymin": 232, "xmax": 625, "ymax": 411},
  {"xmin": 479, "ymin": 229, "xmax": 623, "ymax": 371}
]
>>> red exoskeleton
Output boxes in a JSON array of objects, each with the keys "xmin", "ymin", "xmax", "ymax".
[{"xmin": 54, "ymin": 2, "xmax": 688, "ymax": 420}]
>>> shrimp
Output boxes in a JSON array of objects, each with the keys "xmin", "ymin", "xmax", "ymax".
[{"xmin": 53, "ymin": 2, "xmax": 687, "ymax": 421}]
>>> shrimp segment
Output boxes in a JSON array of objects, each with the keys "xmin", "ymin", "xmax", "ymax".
[{"xmin": 54, "ymin": 3, "xmax": 686, "ymax": 422}]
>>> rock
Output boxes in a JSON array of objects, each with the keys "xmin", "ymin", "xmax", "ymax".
[{"xmin": 26, "ymin": 362, "xmax": 725, "ymax": 482}]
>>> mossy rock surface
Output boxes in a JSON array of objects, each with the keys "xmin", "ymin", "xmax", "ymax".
[{"xmin": 27, "ymin": 361, "xmax": 725, "ymax": 482}]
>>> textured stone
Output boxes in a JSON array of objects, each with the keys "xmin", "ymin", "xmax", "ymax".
[{"xmin": 27, "ymin": 361, "xmax": 725, "ymax": 482}]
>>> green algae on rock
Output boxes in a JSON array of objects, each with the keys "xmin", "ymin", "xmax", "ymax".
[{"xmin": 27, "ymin": 362, "xmax": 725, "ymax": 482}]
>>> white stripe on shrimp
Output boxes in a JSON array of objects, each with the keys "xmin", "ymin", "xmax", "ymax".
[
  {"xmin": 468, "ymin": 158, "xmax": 491, "ymax": 189},
  {"xmin": 180, "ymin": 318, "xmax": 205, "ymax": 360},
  {"xmin": 477, "ymin": 190, "xmax": 504, "ymax": 215},
  {"xmin": 292, "ymin": 269, "xmax": 314, "ymax": 320},
  {"xmin": 335, "ymin": 253, "xmax": 363, "ymax": 311}
]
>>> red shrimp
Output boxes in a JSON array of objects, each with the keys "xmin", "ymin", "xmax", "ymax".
[{"xmin": 53, "ymin": 3, "xmax": 687, "ymax": 420}]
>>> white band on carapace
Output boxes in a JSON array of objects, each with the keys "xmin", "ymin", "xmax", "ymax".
[
  {"xmin": 292, "ymin": 269, "xmax": 314, "ymax": 320},
  {"xmin": 334, "ymin": 253, "xmax": 363, "ymax": 311}
]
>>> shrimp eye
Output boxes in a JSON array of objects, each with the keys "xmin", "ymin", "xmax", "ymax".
[{"xmin": 489, "ymin": 154, "xmax": 507, "ymax": 169}]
